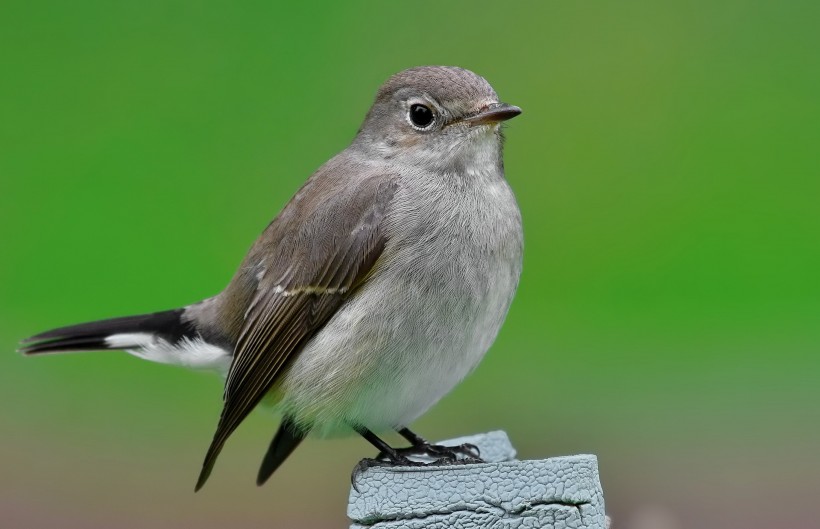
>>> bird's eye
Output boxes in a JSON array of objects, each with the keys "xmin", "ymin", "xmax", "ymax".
[{"xmin": 408, "ymin": 103, "xmax": 435, "ymax": 129}]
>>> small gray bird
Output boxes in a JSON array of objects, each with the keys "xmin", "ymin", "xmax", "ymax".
[{"xmin": 20, "ymin": 66, "xmax": 523, "ymax": 490}]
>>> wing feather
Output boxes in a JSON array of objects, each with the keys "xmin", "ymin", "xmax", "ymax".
[{"xmin": 194, "ymin": 173, "xmax": 397, "ymax": 490}]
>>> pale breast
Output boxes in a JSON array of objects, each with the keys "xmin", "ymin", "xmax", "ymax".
[{"xmin": 277, "ymin": 170, "xmax": 523, "ymax": 437}]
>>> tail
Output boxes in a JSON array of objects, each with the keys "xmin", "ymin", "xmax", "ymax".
[{"xmin": 20, "ymin": 309, "xmax": 192, "ymax": 355}]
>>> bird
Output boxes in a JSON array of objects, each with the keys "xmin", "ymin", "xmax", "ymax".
[{"xmin": 20, "ymin": 65, "xmax": 524, "ymax": 490}]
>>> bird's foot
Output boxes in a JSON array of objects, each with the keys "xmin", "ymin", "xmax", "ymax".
[
  {"xmin": 350, "ymin": 455, "xmax": 426, "ymax": 492},
  {"xmin": 377, "ymin": 442, "xmax": 482, "ymax": 464},
  {"xmin": 350, "ymin": 444, "xmax": 483, "ymax": 492}
]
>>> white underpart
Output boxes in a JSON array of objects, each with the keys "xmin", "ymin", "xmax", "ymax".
[
  {"xmin": 105, "ymin": 333, "xmax": 231, "ymax": 374},
  {"xmin": 277, "ymin": 131, "xmax": 524, "ymax": 437}
]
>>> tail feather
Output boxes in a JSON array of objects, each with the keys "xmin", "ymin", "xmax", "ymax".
[
  {"xmin": 21, "ymin": 335, "xmax": 118, "ymax": 354},
  {"xmin": 20, "ymin": 309, "xmax": 189, "ymax": 355}
]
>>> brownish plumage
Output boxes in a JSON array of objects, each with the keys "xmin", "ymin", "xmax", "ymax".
[{"xmin": 195, "ymin": 163, "xmax": 398, "ymax": 490}]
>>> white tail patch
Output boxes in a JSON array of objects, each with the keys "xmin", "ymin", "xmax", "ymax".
[
  {"xmin": 105, "ymin": 333, "xmax": 154, "ymax": 348},
  {"xmin": 106, "ymin": 333, "xmax": 231, "ymax": 374}
]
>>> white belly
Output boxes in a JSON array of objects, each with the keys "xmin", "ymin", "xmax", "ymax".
[{"xmin": 276, "ymin": 175, "xmax": 523, "ymax": 437}]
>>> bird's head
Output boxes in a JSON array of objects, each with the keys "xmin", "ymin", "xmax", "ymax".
[{"xmin": 355, "ymin": 66, "xmax": 521, "ymax": 173}]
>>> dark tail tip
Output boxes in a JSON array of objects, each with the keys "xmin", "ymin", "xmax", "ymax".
[
  {"xmin": 19, "ymin": 335, "xmax": 112, "ymax": 355},
  {"xmin": 20, "ymin": 309, "xmax": 188, "ymax": 356}
]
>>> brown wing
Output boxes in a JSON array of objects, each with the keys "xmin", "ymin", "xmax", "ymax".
[{"xmin": 195, "ymin": 171, "xmax": 398, "ymax": 490}]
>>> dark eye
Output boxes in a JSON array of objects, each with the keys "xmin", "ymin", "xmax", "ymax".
[{"xmin": 409, "ymin": 103, "xmax": 434, "ymax": 129}]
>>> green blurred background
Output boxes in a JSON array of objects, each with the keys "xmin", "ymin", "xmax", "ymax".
[{"xmin": 1, "ymin": 1, "xmax": 818, "ymax": 528}]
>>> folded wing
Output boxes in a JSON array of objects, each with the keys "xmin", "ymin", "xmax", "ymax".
[{"xmin": 195, "ymin": 171, "xmax": 398, "ymax": 490}]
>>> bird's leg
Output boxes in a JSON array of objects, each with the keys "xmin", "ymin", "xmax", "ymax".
[
  {"xmin": 394, "ymin": 427, "xmax": 483, "ymax": 462},
  {"xmin": 351, "ymin": 426, "xmax": 485, "ymax": 492},
  {"xmin": 358, "ymin": 427, "xmax": 418, "ymax": 466},
  {"xmin": 351, "ymin": 427, "xmax": 426, "ymax": 491},
  {"xmin": 397, "ymin": 427, "xmax": 428, "ymax": 447}
]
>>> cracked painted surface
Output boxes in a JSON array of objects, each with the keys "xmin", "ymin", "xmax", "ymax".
[{"xmin": 348, "ymin": 431, "xmax": 606, "ymax": 529}]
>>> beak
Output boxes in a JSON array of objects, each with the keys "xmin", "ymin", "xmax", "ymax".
[{"xmin": 462, "ymin": 102, "xmax": 522, "ymax": 126}]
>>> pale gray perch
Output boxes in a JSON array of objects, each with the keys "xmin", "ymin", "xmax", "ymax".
[{"xmin": 348, "ymin": 431, "xmax": 607, "ymax": 529}]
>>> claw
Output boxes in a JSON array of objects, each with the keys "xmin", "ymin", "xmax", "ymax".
[
  {"xmin": 351, "ymin": 458, "xmax": 388, "ymax": 492},
  {"xmin": 460, "ymin": 443, "xmax": 481, "ymax": 459},
  {"xmin": 419, "ymin": 442, "xmax": 483, "ymax": 462},
  {"xmin": 350, "ymin": 459, "xmax": 368, "ymax": 493},
  {"xmin": 351, "ymin": 453, "xmax": 429, "ymax": 492}
]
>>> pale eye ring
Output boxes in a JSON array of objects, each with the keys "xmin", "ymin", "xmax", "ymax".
[{"xmin": 408, "ymin": 103, "xmax": 435, "ymax": 129}]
